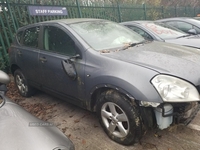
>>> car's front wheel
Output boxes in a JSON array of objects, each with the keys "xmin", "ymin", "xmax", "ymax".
[
  {"xmin": 14, "ymin": 69, "xmax": 35, "ymax": 97},
  {"xmin": 96, "ymin": 90, "xmax": 142, "ymax": 145}
]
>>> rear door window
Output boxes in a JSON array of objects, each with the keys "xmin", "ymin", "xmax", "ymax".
[{"xmin": 23, "ymin": 26, "xmax": 40, "ymax": 48}]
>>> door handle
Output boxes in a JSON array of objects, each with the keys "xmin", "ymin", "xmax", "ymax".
[{"xmin": 39, "ymin": 57, "xmax": 47, "ymax": 63}]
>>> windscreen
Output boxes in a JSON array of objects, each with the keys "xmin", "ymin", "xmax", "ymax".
[
  {"xmin": 142, "ymin": 22, "xmax": 188, "ymax": 40},
  {"xmin": 69, "ymin": 20, "xmax": 144, "ymax": 51}
]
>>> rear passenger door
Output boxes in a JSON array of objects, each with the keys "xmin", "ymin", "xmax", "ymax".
[
  {"xmin": 16, "ymin": 26, "xmax": 41, "ymax": 87},
  {"xmin": 39, "ymin": 24, "xmax": 86, "ymax": 102}
]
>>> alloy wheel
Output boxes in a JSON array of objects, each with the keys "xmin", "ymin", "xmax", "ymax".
[
  {"xmin": 101, "ymin": 102, "xmax": 129, "ymax": 138},
  {"xmin": 15, "ymin": 74, "xmax": 28, "ymax": 95}
]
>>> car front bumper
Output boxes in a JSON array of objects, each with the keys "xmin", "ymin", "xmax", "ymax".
[
  {"xmin": 173, "ymin": 102, "xmax": 200, "ymax": 125},
  {"xmin": 152, "ymin": 101, "xmax": 200, "ymax": 130}
]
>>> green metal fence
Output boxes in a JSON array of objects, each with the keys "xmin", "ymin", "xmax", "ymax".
[{"xmin": 1, "ymin": 1, "xmax": 200, "ymax": 71}]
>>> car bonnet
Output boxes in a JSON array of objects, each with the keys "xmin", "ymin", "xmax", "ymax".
[{"xmin": 101, "ymin": 41, "xmax": 200, "ymax": 85}]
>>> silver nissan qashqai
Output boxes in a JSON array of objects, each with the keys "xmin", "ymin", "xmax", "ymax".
[{"xmin": 9, "ymin": 18, "xmax": 200, "ymax": 145}]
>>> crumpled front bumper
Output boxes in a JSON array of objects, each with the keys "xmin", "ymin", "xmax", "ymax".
[
  {"xmin": 173, "ymin": 102, "xmax": 200, "ymax": 125},
  {"xmin": 139, "ymin": 101, "xmax": 200, "ymax": 130}
]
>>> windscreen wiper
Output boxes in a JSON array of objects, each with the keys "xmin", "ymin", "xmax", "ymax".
[
  {"xmin": 176, "ymin": 34, "xmax": 191, "ymax": 39},
  {"xmin": 120, "ymin": 40, "xmax": 146, "ymax": 51}
]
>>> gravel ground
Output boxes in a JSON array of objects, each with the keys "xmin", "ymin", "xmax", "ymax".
[{"xmin": 6, "ymin": 77, "xmax": 200, "ymax": 150}]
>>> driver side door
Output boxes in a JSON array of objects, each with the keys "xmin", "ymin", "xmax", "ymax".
[{"xmin": 39, "ymin": 25, "xmax": 86, "ymax": 103}]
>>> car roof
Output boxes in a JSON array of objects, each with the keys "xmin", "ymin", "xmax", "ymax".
[
  {"xmin": 43, "ymin": 18, "xmax": 104, "ymax": 24},
  {"xmin": 121, "ymin": 20, "xmax": 153, "ymax": 25},
  {"xmin": 156, "ymin": 17, "xmax": 200, "ymax": 27},
  {"xmin": 162, "ymin": 17, "xmax": 192, "ymax": 19},
  {"xmin": 17, "ymin": 18, "xmax": 105, "ymax": 30},
  {"xmin": 157, "ymin": 17, "xmax": 200, "ymax": 22}
]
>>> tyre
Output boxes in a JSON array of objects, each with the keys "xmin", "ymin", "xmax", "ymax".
[
  {"xmin": 14, "ymin": 69, "xmax": 35, "ymax": 97},
  {"xmin": 96, "ymin": 90, "xmax": 142, "ymax": 145}
]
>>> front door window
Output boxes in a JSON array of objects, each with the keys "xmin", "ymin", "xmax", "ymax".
[{"xmin": 43, "ymin": 26, "xmax": 76, "ymax": 56}]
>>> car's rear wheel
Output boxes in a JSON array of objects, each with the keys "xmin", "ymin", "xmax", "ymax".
[
  {"xmin": 96, "ymin": 90, "xmax": 142, "ymax": 145},
  {"xmin": 14, "ymin": 69, "xmax": 35, "ymax": 97}
]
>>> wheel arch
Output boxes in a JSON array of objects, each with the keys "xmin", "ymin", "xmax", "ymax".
[
  {"xmin": 89, "ymin": 84, "xmax": 136, "ymax": 112},
  {"xmin": 91, "ymin": 86, "xmax": 156, "ymax": 135},
  {"xmin": 10, "ymin": 64, "xmax": 20, "ymax": 75}
]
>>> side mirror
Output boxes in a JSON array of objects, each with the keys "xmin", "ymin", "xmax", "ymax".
[
  {"xmin": 0, "ymin": 70, "xmax": 10, "ymax": 85},
  {"xmin": 70, "ymin": 54, "xmax": 81, "ymax": 60},
  {"xmin": 188, "ymin": 29, "xmax": 197, "ymax": 35},
  {"xmin": 0, "ymin": 70, "xmax": 10, "ymax": 92},
  {"xmin": 62, "ymin": 59, "xmax": 77, "ymax": 80}
]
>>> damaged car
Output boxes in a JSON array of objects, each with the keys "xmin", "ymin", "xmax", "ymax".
[{"xmin": 9, "ymin": 18, "xmax": 200, "ymax": 145}]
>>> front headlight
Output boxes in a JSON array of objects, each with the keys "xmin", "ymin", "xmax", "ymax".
[{"xmin": 151, "ymin": 75, "xmax": 200, "ymax": 102}]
